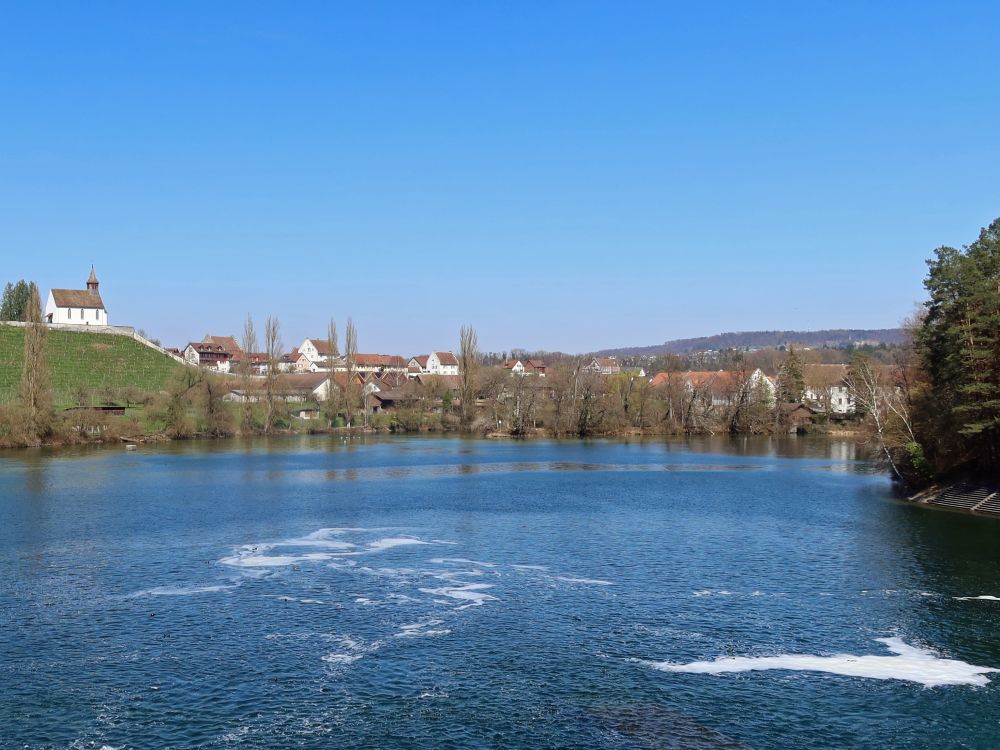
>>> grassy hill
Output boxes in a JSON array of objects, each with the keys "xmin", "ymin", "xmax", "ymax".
[{"xmin": 0, "ymin": 326, "xmax": 185, "ymax": 407}]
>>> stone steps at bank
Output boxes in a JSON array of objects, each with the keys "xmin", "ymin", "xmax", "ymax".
[{"xmin": 923, "ymin": 483, "xmax": 1000, "ymax": 516}]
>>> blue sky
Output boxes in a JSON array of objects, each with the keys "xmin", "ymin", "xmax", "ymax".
[{"xmin": 2, "ymin": 2, "xmax": 998, "ymax": 354}]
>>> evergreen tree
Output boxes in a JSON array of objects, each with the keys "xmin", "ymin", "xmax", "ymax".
[
  {"xmin": 776, "ymin": 346, "xmax": 805, "ymax": 403},
  {"xmin": 1, "ymin": 280, "xmax": 33, "ymax": 321},
  {"xmin": 917, "ymin": 218, "xmax": 1000, "ymax": 473}
]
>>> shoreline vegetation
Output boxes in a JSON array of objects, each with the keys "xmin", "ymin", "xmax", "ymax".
[{"xmin": 2, "ymin": 218, "xmax": 997, "ymax": 498}]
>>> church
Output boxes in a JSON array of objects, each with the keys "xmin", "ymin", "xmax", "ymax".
[{"xmin": 45, "ymin": 267, "xmax": 108, "ymax": 326}]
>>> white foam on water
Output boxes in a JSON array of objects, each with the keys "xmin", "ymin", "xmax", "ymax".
[
  {"xmin": 388, "ymin": 593, "xmax": 420, "ymax": 602},
  {"xmin": 322, "ymin": 635, "xmax": 379, "ymax": 666},
  {"xmin": 512, "ymin": 564, "xmax": 548, "ymax": 571},
  {"xmin": 955, "ymin": 595, "xmax": 1000, "ymax": 601},
  {"xmin": 131, "ymin": 584, "xmax": 236, "ymax": 597},
  {"xmin": 219, "ymin": 551, "xmax": 334, "ymax": 568},
  {"xmin": 365, "ymin": 537, "xmax": 432, "ymax": 553},
  {"xmin": 419, "ymin": 582, "xmax": 496, "ymax": 609},
  {"xmin": 305, "ymin": 527, "xmax": 382, "ymax": 538},
  {"xmin": 433, "ymin": 570, "xmax": 486, "ymax": 580},
  {"xmin": 429, "ymin": 557, "xmax": 497, "ymax": 567},
  {"xmin": 556, "ymin": 576, "xmax": 614, "ymax": 586},
  {"xmin": 322, "ymin": 652, "xmax": 363, "ymax": 665},
  {"xmin": 643, "ymin": 637, "xmax": 1000, "ymax": 687},
  {"xmin": 395, "ymin": 619, "xmax": 452, "ymax": 638}
]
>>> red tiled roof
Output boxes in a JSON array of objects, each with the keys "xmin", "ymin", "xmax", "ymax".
[
  {"xmin": 202, "ymin": 335, "xmax": 241, "ymax": 354},
  {"xmin": 434, "ymin": 351, "xmax": 459, "ymax": 366},
  {"xmin": 503, "ymin": 359, "xmax": 522, "ymax": 369},
  {"xmin": 803, "ymin": 364, "xmax": 848, "ymax": 387},
  {"xmin": 306, "ymin": 339, "xmax": 337, "ymax": 356},
  {"xmin": 683, "ymin": 370, "xmax": 741, "ymax": 390},
  {"xmin": 230, "ymin": 352, "xmax": 268, "ymax": 365},
  {"xmin": 353, "ymin": 353, "xmax": 407, "ymax": 368},
  {"xmin": 186, "ymin": 342, "xmax": 232, "ymax": 356}
]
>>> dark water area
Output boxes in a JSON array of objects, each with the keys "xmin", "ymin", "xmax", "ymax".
[{"xmin": 2, "ymin": 436, "xmax": 999, "ymax": 749}]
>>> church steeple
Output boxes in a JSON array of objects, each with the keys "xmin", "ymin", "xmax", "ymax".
[{"xmin": 87, "ymin": 266, "xmax": 99, "ymax": 291}]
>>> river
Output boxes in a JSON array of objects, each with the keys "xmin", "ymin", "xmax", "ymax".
[{"xmin": 2, "ymin": 436, "xmax": 999, "ymax": 749}]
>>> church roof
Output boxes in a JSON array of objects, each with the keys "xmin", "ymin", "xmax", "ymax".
[
  {"xmin": 87, "ymin": 266, "xmax": 99, "ymax": 285},
  {"xmin": 50, "ymin": 289, "xmax": 105, "ymax": 310}
]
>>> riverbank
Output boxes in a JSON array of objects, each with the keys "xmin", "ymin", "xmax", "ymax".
[{"xmin": 0, "ymin": 414, "xmax": 865, "ymax": 451}]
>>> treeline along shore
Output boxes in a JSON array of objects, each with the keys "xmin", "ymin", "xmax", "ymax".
[{"xmin": 1, "ymin": 217, "xmax": 998, "ymax": 494}]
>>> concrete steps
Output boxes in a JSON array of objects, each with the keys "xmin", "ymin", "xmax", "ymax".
[{"xmin": 926, "ymin": 483, "xmax": 1000, "ymax": 516}]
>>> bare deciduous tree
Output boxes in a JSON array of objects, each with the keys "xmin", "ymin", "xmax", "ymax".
[
  {"xmin": 19, "ymin": 282, "xmax": 52, "ymax": 438},
  {"xmin": 239, "ymin": 314, "xmax": 258, "ymax": 433},
  {"xmin": 459, "ymin": 325, "xmax": 480, "ymax": 428},
  {"xmin": 845, "ymin": 354, "xmax": 914, "ymax": 481},
  {"xmin": 263, "ymin": 316, "xmax": 282, "ymax": 434},
  {"xmin": 325, "ymin": 318, "xmax": 339, "ymax": 425},
  {"xmin": 343, "ymin": 317, "xmax": 357, "ymax": 427}
]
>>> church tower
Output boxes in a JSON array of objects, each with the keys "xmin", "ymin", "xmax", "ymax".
[{"xmin": 87, "ymin": 266, "xmax": 99, "ymax": 291}]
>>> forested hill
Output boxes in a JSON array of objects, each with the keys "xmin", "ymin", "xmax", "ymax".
[{"xmin": 596, "ymin": 328, "xmax": 905, "ymax": 356}]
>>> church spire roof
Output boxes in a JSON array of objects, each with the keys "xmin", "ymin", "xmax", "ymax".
[{"xmin": 87, "ymin": 266, "xmax": 99, "ymax": 291}]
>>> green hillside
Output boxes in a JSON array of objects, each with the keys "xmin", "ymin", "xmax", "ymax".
[{"xmin": 0, "ymin": 326, "xmax": 185, "ymax": 406}]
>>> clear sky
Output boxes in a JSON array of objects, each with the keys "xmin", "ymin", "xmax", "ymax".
[{"xmin": 2, "ymin": 2, "xmax": 998, "ymax": 354}]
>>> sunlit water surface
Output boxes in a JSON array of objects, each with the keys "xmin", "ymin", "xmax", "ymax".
[{"xmin": 2, "ymin": 436, "xmax": 1000, "ymax": 749}]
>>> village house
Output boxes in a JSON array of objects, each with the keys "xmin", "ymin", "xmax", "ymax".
[
  {"xmin": 353, "ymin": 354, "xmax": 408, "ymax": 374},
  {"xmin": 277, "ymin": 349, "xmax": 299, "ymax": 372},
  {"xmin": 298, "ymin": 354, "xmax": 346, "ymax": 373},
  {"xmin": 583, "ymin": 357, "xmax": 620, "ymax": 375},
  {"xmin": 502, "ymin": 359, "xmax": 547, "ymax": 377},
  {"xmin": 45, "ymin": 267, "xmax": 108, "ymax": 326},
  {"xmin": 503, "ymin": 359, "xmax": 526, "ymax": 375},
  {"xmin": 803, "ymin": 364, "xmax": 855, "ymax": 415},
  {"xmin": 183, "ymin": 334, "xmax": 242, "ymax": 372},
  {"xmin": 408, "ymin": 351, "xmax": 460, "ymax": 376},
  {"xmin": 230, "ymin": 351, "xmax": 270, "ymax": 375},
  {"xmin": 297, "ymin": 338, "xmax": 340, "ymax": 369},
  {"xmin": 223, "ymin": 371, "xmax": 365, "ymax": 404},
  {"xmin": 525, "ymin": 359, "xmax": 547, "ymax": 376},
  {"xmin": 680, "ymin": 369, "xmax": 776, "ymax": 409}
]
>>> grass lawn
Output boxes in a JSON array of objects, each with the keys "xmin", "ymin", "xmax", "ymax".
[{"xmin": 0, "ymin": 326, "xmax": 184, "ymax": 407}]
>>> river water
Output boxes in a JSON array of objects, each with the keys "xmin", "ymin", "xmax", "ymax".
[{"xmin": 2, "ymin": 436, "xmax": 999, "ymax": 749}]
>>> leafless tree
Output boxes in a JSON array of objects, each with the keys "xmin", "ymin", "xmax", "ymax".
[
  {"xmin": 343, "ymin": 317, "xmax": 357, "ymax": 427},
  {"xmin": 239, "ymin": 314, "xmax": 258, "ymax": 432},
  {"xmin": 459, "ymin": 324, "xmax": 480, "ymax": 428},
  {"xmin": 203, "ymin": 374, "xmax": 233, "ymax": 437},
  {"xmin": 845, "ymin": 354, "xmax": 914, "ymax": 481},
  {"xmin": 263, "ymin": 316, "xmax": 282, "ymax": 433},
  {"xmin": 19, "ymin": 282, "xmax": 51, "ymax": 438},
  {"xmin": 325, "ymin": 318, "xmax": 339, "ymax": 425}
]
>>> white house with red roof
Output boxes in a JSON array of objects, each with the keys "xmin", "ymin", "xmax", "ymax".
[{"xmin": 407, "ymin": 351, "xmax": 460, "ymax": 376}]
